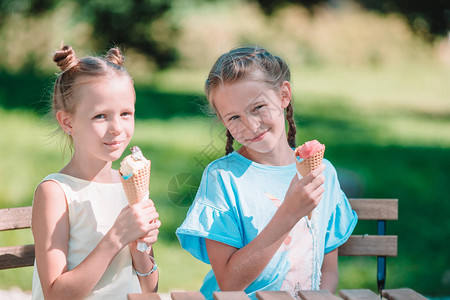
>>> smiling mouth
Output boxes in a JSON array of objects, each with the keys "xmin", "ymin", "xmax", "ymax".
[
  {"xmin": 105, "ymin": 140, "xmax": 124, "ymax": 146},
  {"xmin": 250, "ymin": 129, "xmax": 269, "ymax": 142}
]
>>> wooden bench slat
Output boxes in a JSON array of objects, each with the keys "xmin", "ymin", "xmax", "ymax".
[
  {"xmin": 382, "ymin": 288, "xmax": 429, "ymax": 300},
  {"xmin": 0, "ymin": 206, "xmax": 32, "ymax": 231},
  {"xmin": 213, "ymin": 291, "xmax": 250, "ymax": 300},
  {"xmin": 256, "ymin": 291, "xmax": 295, "ymax": 300},
  {"xmin": 338, "ymin": 235, "xmax": 398, "ymax": 256},
  {"xmin": 339, "ymin": 289, "xmax": 379, "ymax": 300},
  {"xmin": 171, "ymin": 291, "xmax": 206, "ymax": 300},
  {"xmin": 0, "ymin": 245, "xmax": 35, "ymax": 270},
  {"xmin": 127, "ymin": 293, "xmax": 161, "ymax": 300},
  {"xmin": 348, "ymin": 199, "xmax": 398, "ymax": 220},
  {"xmin": 297, "ymin": 290, "xmax": 338, "ymax": 300}
]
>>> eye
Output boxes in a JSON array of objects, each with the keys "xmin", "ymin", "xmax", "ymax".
[
  {"xmin": 94, "ymin": 114, "xmax": 106, "ymax": 119},
  {"xmin": 252, "ymin": 105, "xmax": 264, "ymax": 113},
  {"xmin": 229, "ymin": 115, "xmax": 240, "ymax": 121},
  {"xmin": 121, "ymin": 111, "xmax": 133, "ymax": 117}
]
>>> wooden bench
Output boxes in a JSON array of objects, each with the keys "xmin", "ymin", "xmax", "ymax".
[
  {"xmin": 125, "ymin": 289, "xmax": 429, "ymax": 300},
  {"xmin": 0, "ymin": 206, "xmax": 34, "ymax": 269},
  {"xmin": 0, "ymin": 199, "xmax": 429, "ymax": 299}
]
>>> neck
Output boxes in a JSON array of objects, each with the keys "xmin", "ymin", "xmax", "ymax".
[
  {"xmin": 239, "ymin": 142, "xmax": 296, "ymax": 166},
  {"xmin": 60, "ymin": 154, "xmax": 119, "ymax": 183}
]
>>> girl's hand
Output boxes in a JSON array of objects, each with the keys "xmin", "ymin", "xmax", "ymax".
[
  {"xmin": 128, "ymin": 217, "xmax": 160, "ymax": 252},
  {"xmin": 283, "ymin": 163, "xmax": 326, "ymax": 223},
  {"xmin": 134, "ymin": 217, "xmax": 161, "ymax": 249},
  {"xmin": 109, "ymin": 199, "xmax": 159, "ymax": 249}
]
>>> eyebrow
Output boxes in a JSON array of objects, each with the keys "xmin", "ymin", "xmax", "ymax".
[{"xmin": 222, "ymin": 91, "xmax": 270, "ymax": 120}]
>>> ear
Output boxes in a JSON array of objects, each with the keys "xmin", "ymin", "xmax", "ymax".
[
  {"xmin": 280, "ymin": 81, "xmax": 292, "ymax": 109},
  {"xmin": 56, "ymin": 110, "xmax": 73, "ymax": 135}
]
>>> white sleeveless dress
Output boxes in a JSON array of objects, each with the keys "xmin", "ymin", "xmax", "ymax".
[{"xmin": 31, "ymin": 173, "xmax": 141, "ymax": 299}]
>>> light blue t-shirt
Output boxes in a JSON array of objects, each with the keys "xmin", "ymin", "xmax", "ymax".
[{"xmin": 176, "ymin": 151, "xmax": 357, "ymax": 299}]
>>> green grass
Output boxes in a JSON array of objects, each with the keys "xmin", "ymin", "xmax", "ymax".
[{"xmin": 0, "ymin": 62, "xmax": 449, "ymax": 295}]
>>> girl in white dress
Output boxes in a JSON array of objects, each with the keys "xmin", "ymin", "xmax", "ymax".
[{"xmin": 31, "ymin": 45, "xmax": 160, "ymax": 299}]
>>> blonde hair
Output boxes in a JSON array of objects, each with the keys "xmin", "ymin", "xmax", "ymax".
[
  {"xmin": 50, "ymin": 45, "xmax": 132, "ymax": 151},
  {"xmin": 205, "ymin": 46, "xmax": 296, "ymax": 154},
  {"xmin": 52, "ymin": 45, "xmax": 131, "ymax": 117}
]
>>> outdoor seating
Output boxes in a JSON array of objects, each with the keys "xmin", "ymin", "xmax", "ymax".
[{"xmin": 0, "ymin": 199, "xmax": 429, "ymax": 299}]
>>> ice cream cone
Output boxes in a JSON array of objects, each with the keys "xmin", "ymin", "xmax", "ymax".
[
  {"xmin": 120, "ymin": 160, "xmax": 151, "ymax": 205},
  {"xmin": 296, "ymin": 149, "xmax": 325, "ymax": 177},
  {"xmin": 295, "ymin": 140, "xmax": 325, "ymax": 220},
  {"xmin": 119, "ymin": 146, "xmax": 152, "ymax": 252}
]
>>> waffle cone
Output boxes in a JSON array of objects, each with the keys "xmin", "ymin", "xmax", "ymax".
[
  {"xmin": 121, "ymin": 161, "xmax": 151, "ymax": 206},
  {"xmin": 296, "ymin": 148, "xmax": 325, "ymax": 220},
  {"xmin": 296, "ymin": 149, "xmax": 325, "ymax": 177}
]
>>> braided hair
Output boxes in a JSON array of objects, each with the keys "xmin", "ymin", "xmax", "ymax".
[{"xmin": 205, "ymin": 46, "xmax": 296, "ymax": 154}]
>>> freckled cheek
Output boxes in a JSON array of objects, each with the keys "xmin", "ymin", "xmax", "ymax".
[
  {"xmin": 226, "ymin": 122, "xmax": 247, "ymax": 141},
  {"xmin": 262, "ymin": 107, "xmax": 281, "ymax": 121}
]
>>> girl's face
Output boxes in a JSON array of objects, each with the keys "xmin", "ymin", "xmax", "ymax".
[
  {"xmin": 212, "ymin": 76, "xmax": 291, "ymax": 155},
  {"xmin": 63, "ymin": 75, "xmax": 135, "ymax": 163}
]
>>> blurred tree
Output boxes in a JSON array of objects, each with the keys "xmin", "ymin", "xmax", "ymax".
[
  {"xmin": 77, "ymin": 0, "xmax": 177, "ymax": 68},
  {"xmin": 0, "ymin": 0, "xmax": 55, "ymax": 27},
  {"xmin": 0, "ymin": 0, "xmax": 178, "ymax": 68},
  {"xmin": 253, "ymin": 0, "xmax": 450, "ymax": 38}
]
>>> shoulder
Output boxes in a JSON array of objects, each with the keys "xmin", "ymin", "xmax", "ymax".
[
  {"xmin": 206, "ymin": 152, "xmax": 239, "ymax": 169},
  {"xmin": 323, "ymin": 158, "xmax": 338, "ymax": 177},
  {"xmin": 33, "ymin": 176, "xmax": 68, "ymax": 220},
  {"xmin": 35, "ymin": 178, "xmax": 66, "ymax": 200},
  {"xmin": 201, "ymin": 153, "xmax": 241, "ymax": 178}
]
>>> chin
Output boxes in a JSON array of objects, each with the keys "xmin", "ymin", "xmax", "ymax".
[
  {"xmin": 106, "ymin": 150, "xmax": 126, "ymax": 162},
  {"xmin": 244, "ymin": 144, "xmax": 275, "ymax": 154}
]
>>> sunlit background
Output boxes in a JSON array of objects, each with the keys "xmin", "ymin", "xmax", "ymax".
[{"xmin": 0, "ymin": 0, "xmax": 449, "ymax": 297}]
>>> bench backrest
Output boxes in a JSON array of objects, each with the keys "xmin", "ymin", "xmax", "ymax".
[
  {"xmin": 339, "ymin": 198, "xmax": 398, "ymax": 292},
  {"xmin": 0, "ymin": 206, "xmax": 34, "ymax": 269},
  {"xmin": 0, "ymin": 198, "xmax": 398, "ymax": 289},
  {"xmin": 340, "ymin": 198, "xmax": 398, "ymax": 257}
]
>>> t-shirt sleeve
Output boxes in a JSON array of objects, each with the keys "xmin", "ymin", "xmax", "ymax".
[
  {"xmin": 176, "ymin": 165, "xmax": 243, "ymax": 264},
  {"xmin": 323, "ymin": 161, "xmax": 358, "ymax": 253}
]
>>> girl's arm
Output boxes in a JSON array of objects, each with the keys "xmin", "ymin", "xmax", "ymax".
[
  {"xmin": 32, "ymin": 181, "xmax": 158, "ymax": 300},
  {"xmin": 205, "ymin": 164, "xmax": 326, "ymax": 291},
  {"xmin": 320, "ymin": 248, "xmax": 338, "ymax": 293}
]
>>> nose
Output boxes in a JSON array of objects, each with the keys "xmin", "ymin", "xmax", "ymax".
[
  {"xmin": 108, "ymin": 116, "xmax": 122, "ymax": 135},
  {"xmin": 243, "ymin": 115, "xmax": 260, "ymax": 133}
]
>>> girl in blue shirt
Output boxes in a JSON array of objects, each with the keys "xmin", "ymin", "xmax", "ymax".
[{"xmin": 176, "ymin": 46, "xmax": 357, "ymax": 299}]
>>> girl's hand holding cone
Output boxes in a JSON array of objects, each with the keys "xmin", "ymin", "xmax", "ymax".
[
  {"xmin": 109, "ymin": 199, "xmax": 160, "ymax": 249},
  {"xmin": 295, "ymin": 140, "xmax": 326, "ymax": 219},
  {"xmin": 282, "ymin": 164, "xmax": 326, "ymax": 224}
]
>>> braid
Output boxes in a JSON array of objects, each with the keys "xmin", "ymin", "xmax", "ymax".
[
  {"xmin": 225, "ymin": 129, "xmax": 234, "ymax": 155},
  {"xmin": 286, "ymin": 103, "xmax": 297, "ymax": 148}
]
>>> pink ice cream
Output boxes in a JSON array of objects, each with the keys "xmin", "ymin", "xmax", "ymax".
[{"xmin": 295, "ymin": 140, "xmax": 325, "ymax": 160}]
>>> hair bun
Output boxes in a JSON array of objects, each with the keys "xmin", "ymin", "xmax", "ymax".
[
  {"xmin": 105, "ymin": 47, "xmax": 125, "ymax": 66},
  {"xmin": 53, "ymin": 45, "xmax": 78, "ymax": 72}
]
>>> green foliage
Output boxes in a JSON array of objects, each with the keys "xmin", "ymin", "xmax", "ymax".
[
  {"xmin": 76, "ymin": 0, "xmax": 178, "ymax": 68},
  {"xmin": 0, "ymin": 0, "xmax": 444, "ymax": 76},
  {"xmin": 254, "ymin": 0, "xmax": 450, "ymax": 37},
  {"xmin": 0, "ymin": 0, "xmax": 177, "ymax": 68}
]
